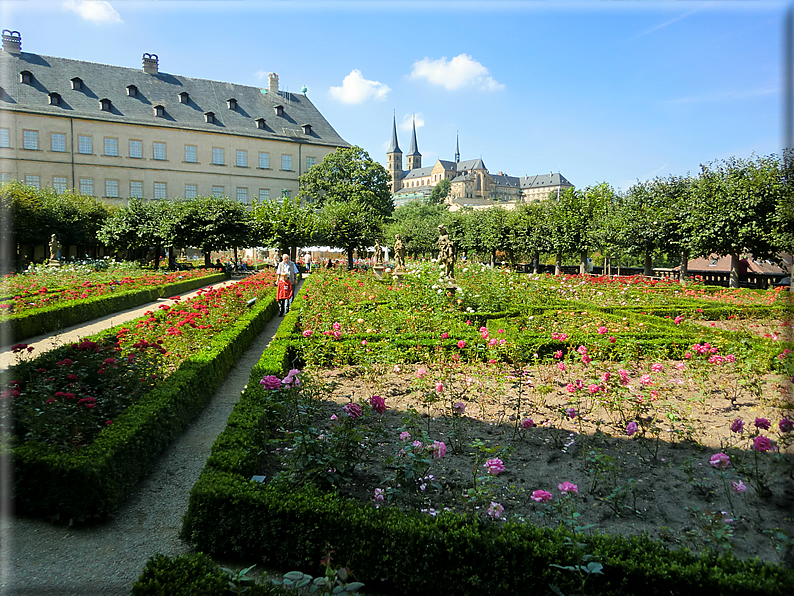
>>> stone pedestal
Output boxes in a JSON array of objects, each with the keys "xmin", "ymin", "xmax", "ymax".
[
  {"xmin": 48, "ymin": 259, "xmax": 61, "ymax": 267},
  {"xmin": 372, "ymin": 265, "xmax": 385, "ymax": 278}
]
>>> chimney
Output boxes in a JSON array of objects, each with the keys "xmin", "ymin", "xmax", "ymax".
[
  {"xmin": 268, "ymin": 72, "xmax": 279, "ymax": 95},
  {"xmin": 2, "ymin": 30, "xmax": 21, "ymax": 53},
  {"xmin": 142, "ymin": 53, "xmax": 159, "ymax": 74}
]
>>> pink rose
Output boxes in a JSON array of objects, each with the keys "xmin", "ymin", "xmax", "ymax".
[
  {"xmin": 752, "ymin": 436, "xmax": 773, "ymax": 452},
  {"xmin": 626, "ymin": 421, "xmax": 638, "ymax": 436},
  {"xmin": 259, "ymin": 375, "xmax": 282, "ymax": 390},
  {"xmin": 558, "ymin": 481, "xmax": 578, "ymax": 495},
  {"xmin": 484, "ymin": 458, "xmax": 505, "ymax": 475},
  {"xmin": 730, "ymin": 418, "xmax": 744, "ymax": 433},
  {"xmin": 709, "ymin": 452, "xmax": 730, "ymax": 469},
  {"xmin": 597, "ymin": 326, "xmax": 607, "ymax": 334},
  {"xmin": 521, "ymin": 418, "xmax": 534, "ymax": 429},
  {"xmin": 754, "ymin": 417, "xmax": 771, "ymax": 430},
  {"xmin": 453, "ymin": 402, "xmax": 466, "ymax": 415},
  {"xmin": 432, "ymin": 441, "xmax": 447, "ymax": 459},
  {"xmin": 343, "ymin": 403, "xmax": 362, "ymax": 419},
  {"xmin": 441, "ymin": 332, "xmax": 449, "ymax": 339},
  {"xmin": 531, "ymin": 489, "xmax": 552, "ymax": 502},
  {"xmin": 457, "ymin": 340, "xmax": 466, "ymax": 349},
  {"xmin": 399, "ymin": 431, "xmax": 411, "ymax": 441},
  {"xmin": 370, "ymin": 395, "xmax": 387, "ymax": 414}
]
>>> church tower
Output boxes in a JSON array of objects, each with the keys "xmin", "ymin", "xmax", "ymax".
[
  {"xmin": 387, "ymin": 113, "xmax": 403, "ymax": 193},
  {"xmin": 455, "ymin": 132, "xmax": 460, "ymax": 163},
  {"xmin": 406, "ymin": 116, "xmax": 422, "ymax": 170}
]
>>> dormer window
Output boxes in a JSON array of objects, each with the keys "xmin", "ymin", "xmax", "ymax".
[
  {"xmin": 20, "ymin": 70, "xmax": 32, "ymax": 85},
  {"xmin": 153, "ymin": 104, "xmax": 165, "ymax": 117},
  {"xmin": 178, "ymin": 91, "xmax": 189, "ymax": 104},
  {"xmin": 227, "ymin": 98, "xmax": 237, "ymax": 110},
  {"xmin": 301, "ymin": 123, "xmax": 312, "ymax": 135},
  {"xmin": 204, "ymin": 112, "xmax": 215, "ymax": 124},
  {"xmin": 127, "ymin": 85, "xmax": 138, "ymax": 97},
  {"xmin": 70, "ymin": 77, "xmax": 82, "ymax": 91},
  {"xmin": 274, "ymin": 105, "xmax": 284, "ymax": 117},
  {"xmin": 100, "ymin": 98, "xmax": 112, "ymax": 112},
  {"xmin": 48, "ymin": 92, "xmax": 61, "ymax": 106},
  {"xmin": 255, "ymin": 118, "xmax": 266, "ymax": 130}
]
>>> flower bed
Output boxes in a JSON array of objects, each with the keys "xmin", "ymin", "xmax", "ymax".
[
  {"xmin": 3, "ymin": 270, "xmax": 278, "ymax": 520},
  {"xmin": 181, "ymin": 268, "xmax": 794, "ymax": 595},
  {"xmin": 1, "ymin": 263, "xmax": 225, "ymax": 342}
]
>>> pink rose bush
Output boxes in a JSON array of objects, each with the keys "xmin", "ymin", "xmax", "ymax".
[{"xmin": 484, "ymin": 458, "xmax": 505, "ymax": 475}]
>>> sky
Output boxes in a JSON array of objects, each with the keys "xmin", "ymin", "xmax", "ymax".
[{"xmin": 0, "ymin": 0, "xmax": 790, "ymax": 192}]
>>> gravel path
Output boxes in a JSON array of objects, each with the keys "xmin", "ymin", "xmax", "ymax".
[{"xmin": 0, "ymin": 279, "xmax": 299, "ymax": 596}]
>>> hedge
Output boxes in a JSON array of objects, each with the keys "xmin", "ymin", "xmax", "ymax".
[
  {"xmin": 3, "ymin": 271, "xmax": 228, "ymax": 342},
  {"xmin": 10, "ymin": 286, "xmax": 277, "ymax": 521},
  {"xmin": 180, "ymin": 304, "xmax": 794, "ymax": 595}
]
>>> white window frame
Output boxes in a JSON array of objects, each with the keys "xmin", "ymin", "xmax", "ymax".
[
  {"xmin": 53, "ymin": 176, "xmax": 67, "ymax": 194},
  {"xmin": 259, "ymin": 152, "xmax": 270, "ymax": 169},
  {"xmin": 104, "ymin": 137, "xmax": 118, "ymax": 157},
  {"xmin": 129, "ymin": 140, "xmax": 143, "ymax": 159},
  {"xmin": 51, "ymin": 133, "xmax": 66, "ymax": 153},
  {"xmin": 23, "ymin": 130, "xmax": 38, "ymax": 150},
  {"xmin": 306, "ymin": 156, "xmax": 316, "ymax": 169},
  {"xmin": 153, "ymin": 142, "xmax": 166, "ymax": 161},
  {"xmin": 236, "ymin": 187, "xmax": 248, "ymax": 204},
  {"xmin": 185, "ymin": 184, "xmax": 197, "ymax": 199},
  {"xmin": 25, "ymin": 175, "xmax": 40, "ymax": 189},
  {"xmin": 0, "ymin": 128, "xmax": 9, "ymax": 148},
  {"xmin": 78, "ymin": 135, "xmax": 92, "ymax": 155},
  {"xmin": 185, "ymin": 145, "xmax": 197, "ymax": 163},
  {"xmin": 153, "ymin": 182, "xmax": 167, "ymax": 200},
  {"xmin": 79, "ymin": 178, "xmax": 94, "ymax": 196},
  {"xmin": 259, "ymin": 189, "xmax": 270, "ymax": 201},
  {"xmin": 105, "ymin": 179, "xmax": 119, "ymax": 198},
  {"xmin": 212, "ymin": 185, "xmax": 225, "ymax": 198},
  {"xmin": 130, "ymin": 180, "xmax": 144, "ymax": 198},
  {"xmin": 281, "ymin": 154, "xmax": 292, "ymax": 171},
  {"xmin": 212, "ymin": 147, "xmax": 224, "ymax": 165}
]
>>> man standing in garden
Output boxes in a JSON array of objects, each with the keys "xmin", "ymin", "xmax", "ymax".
[
  {"xmin": 304, "ymin": 251, "xmax": 312, "ymax": 273},
  {"xmin": 276, "ymin": 253, "xmax": 297, "ymax": 315}
]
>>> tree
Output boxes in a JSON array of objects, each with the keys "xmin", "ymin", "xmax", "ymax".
[
  {"xmin": 545, "ymin": 185, "xmax": 608, "ymax": 274},
  {"xmin": 385, "ymin": 201, "xmax": 445, "ymax": 258},
  {"xmin": 688, "ymin": 155, "xmax": 783, "ymax": 288},
  {"xmin": 316, "ymin": 201, "xmax": 381, "ymax": 269},
  {"xmin": 299, "ymin": 146, "xmax": 394, "ymax": 217},
  {"xmin": 250, "ymin": 196, "xmax": 316, "ymax": 256},
  {"xmin": 427, "ymin": 178, "xmax": 451, "ymax": 206},
  {"xmin": 176, "ymin": 196, "xmax": 252, "ymax": 267},
  {"xmin": 98, "ymin": 198, "xmax": 171, "ymax": 267}
]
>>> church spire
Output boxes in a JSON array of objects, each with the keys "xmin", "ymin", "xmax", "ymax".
[
  {"xmin": 408, "ymin": 115, "xmax": 420, "ymax": 157},
  {"xmin": 455, "ymin": 131, "xmax": 460, "ymax": 163},
  {"xmin": 406, "ymin": 114, "xmax": 422, "ymax": 170},
  {"xmin": 387, "ymin": 111, "xmax": 401, "ymax": 155}
]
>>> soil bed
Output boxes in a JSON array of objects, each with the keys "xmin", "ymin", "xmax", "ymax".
[{"xmin": 262, "ymin": 357, "xmax": 794, "ymax": 565}]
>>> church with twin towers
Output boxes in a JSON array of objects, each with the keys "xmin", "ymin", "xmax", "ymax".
[{"xmin": 387, "ymin": 115, "xmax": 573, "ymax": 210}]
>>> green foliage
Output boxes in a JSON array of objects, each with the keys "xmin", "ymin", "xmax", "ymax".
[
  {"xmin": 251, "ymin": 195, "xmax": 315, "ymax": 254},
  {"xmin": 299, "ymin": 146, "xmax": 394, "ymax": 217},
  {"xmin": 428, "ymin": 178, "xmax": 451, "ymax": 205},
  {"xmin": 316, "ymin": 201, "xmax": 382, "ymax": 268},
  {"xmin": 132, "ymin": 553, "xmax": 228, "ymax": 596},
  {"xmin": 386, "ymin": 201, "xmax": 446, "ymax": 258}
]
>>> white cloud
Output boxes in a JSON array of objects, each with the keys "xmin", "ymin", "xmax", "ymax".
[
  {"xmin": 399, "ymin": 113, "xmax": 425, "ymax": 132},
  {"xmin": 64, "ymin": 1, "xmax": 122, "ymax": 24},
  {"xmin": 410, "ymin": 54, "xmax": 504, "ymax": 91},
  {"xmin": 329, "ymin": 69, "xmax": 390, "ymax": 105}
]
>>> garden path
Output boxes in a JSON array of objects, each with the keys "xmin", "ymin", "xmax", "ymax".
[
  {"xmin": 0, "ymin": 278, "xmax": 240, "ymax": 371},
  {"xmin": 1, "ymin": 278, "xmax": 303, "ymax": 596}
]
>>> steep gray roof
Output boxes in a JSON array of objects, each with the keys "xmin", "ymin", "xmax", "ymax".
[
  {"xmin": 0, "ymin": 50, "xmax": 349, "ymax": 147},
  {"xmin": 520, "ymin": 173, "xmax": 573, "ymax": 189},
  {"xmin": 407, "ymin": 118, "xmax": 420, "ymax": 157},
  {"xmin": 387, "ymin": 113, "xmax": 401, "ymax": 154},
  {"xmin": 403, "ymin": 166, "xmax": 434, "ymax": 179},
  {"xmin": 458, "ymin": 158, "xmax": 486, "ymax": 171},
  {"xmin": 491, "ymin": 173, "xmax": 521, "ymax": 188}
]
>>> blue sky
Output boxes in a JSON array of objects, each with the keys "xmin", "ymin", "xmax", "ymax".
[{"xmin": 1, "ymin": 1, "xmax": 788, "ymax": 192}]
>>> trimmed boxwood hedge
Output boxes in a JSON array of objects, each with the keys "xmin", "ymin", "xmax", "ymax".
[
  {"xmin": 11, "ymin": 287, "xmax": 278, "ymax": 521},
  {"xmin": 3, "ymin": 271, "xmax": 228, "ymax": 342},
  {"xmin": 180, "ymin": 303, "xmax": 794, "ymax": 596}
]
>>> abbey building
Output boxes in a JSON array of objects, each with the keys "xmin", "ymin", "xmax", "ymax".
[{"xmin": 387, "ymin": 115, "xmax": 573, "ymax": 210}]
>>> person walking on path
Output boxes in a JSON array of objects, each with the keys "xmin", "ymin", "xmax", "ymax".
[
  {"xmin": 275, "ymin": 254, "xmax": 297, "ymax": 316},
  {"xmin": 304, "ymin": 252, "xmax": 312, "ymax": 273}
]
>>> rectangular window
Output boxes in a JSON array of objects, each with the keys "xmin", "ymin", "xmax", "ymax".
[
  {"xmin": 185, "ymin": 145, "xmax": 197, "ymax": 163},
  {"xmin": 79, "ymin": 178, "xmax": 93, "ymax": 195},
  {"xmin": 281, "ymin": 190, "xmax": 292, "ymax": 200},
  {"xmin": 259, "ymin": 189, "xmax": 270, "ymax": 201},
  {"xmin": 105, "ymin": 179, "xmax": 119, "ymax": 198},
  {"xmin": 51, "ymin": 133, "xmax": 66, "ymax": 152},
  {"xmin": 281, "ymin": 154, "xmax": 292, "ymax": 171},
  {"xmin": 236, "ymin": 187, "xmax": 248, "ymax": 204},
  {"xmin": 0, "ymin": 128, "xmax": 9, "ymax": 148},
  {"xmin": 153, "ymin": 142, "xmax": 166, "ymax": 161},
  {"xmin": 185, "ymin": 184, "xmax": 197, "ymax": 199},
  {"xmin": 104, "ymin": 137, "xmax": 118, "ymax": 156},
  {"xmin": 258, "ymin": 152, "xmax": 269, "ymax": 169},
  {"xmin": 306, "ymin": 157, "xmax": 316, "ymax": 169},
  {"xmin": 212, "ymin": 185, "xmax": 224, "ymax": 198},
  {"xmin": 129, "ymin": 140, "xmax": 143, "ymax": 159},
  {"xmin": 0, "ymin": 173, "xmax": 10, "ymax": 183},
  {"xmin": 212, "ymin": 147, "xmax": 224, "ymax": 165},
  {"xmin": 78, "ymin": 135, "xmax": 92, "ymax": 155},
  {"xmin": 236, "ymin": 150, "xmax": 247, "ymax": 167},
  {"xmin": 130, "ymin": 180, "xmax": 143, "ymax": 198},
  {"xmin": 23, "ymin": 130, "xmax": 38, "ymax": 150},
  {"xmin": 53, "ymin": 176, "xmax": 67, "ymax": 194},
  {"xmin": 25, "ymin": 175, "xmax": 40, "ymax": 189},
  {"xmin": 154, "ymin": 182, "xmax": 167, "ymax": 200}
]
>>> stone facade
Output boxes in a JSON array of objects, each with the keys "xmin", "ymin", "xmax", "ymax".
[
  {"xmin": 0, "ymin": 31, "xmax": 349, "ymax": 205},
  {"xmin": 388, "ymin": 118, "xmax": 572, "ymax": 209}
]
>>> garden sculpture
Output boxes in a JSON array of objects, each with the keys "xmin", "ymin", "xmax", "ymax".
[
  {"xmin": 48, "ymin": 234, "xmax": 61, "ymax": 261},
  {"xmin": 437, "ymin": 224, "xmax": 455, "ymax": 280},
  {"xmin": 394, "ymin": 234, "xmax": 406, "ymax": 270}
]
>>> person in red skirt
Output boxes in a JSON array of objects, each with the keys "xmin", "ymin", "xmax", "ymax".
[{"xmin": 276, "ymin": 253, "xmax": 296, "ymax": 316}]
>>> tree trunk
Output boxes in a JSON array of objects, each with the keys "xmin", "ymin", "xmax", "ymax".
[
  {"xmin": 555, "ymin": 252, "xmax": 562, "ymax": 276},
  {"xmin": 644, "ymin": 251, "xmax": 652, "ymax": 277},
  {"xmin": 533, "ymin": 250, "xmax": 540, "ymax": 274},
  {"xmin": 347, "ymin": 248, "xmax": 354, "ymax": 270},
  {"xmin": 580, "ymin": 250, "xmax": 587, "ymax": 275},
  {"xmin": 680, "ymin": 249, "xmax": 689, "ymax": 285},
  {"xmin": 490, "ymin": 250, "xmax": 496, "ymax": 267},
  {"xmin": 204, "ymin": 251, "xmax": 211, "ymax": 268},
  {"xmin": 730, "ymin": 252, "xmax": 740, "ymax": 288},
  {"xmin": 233, "ymin": 247, "xmax": 238, "ymax": 266}
]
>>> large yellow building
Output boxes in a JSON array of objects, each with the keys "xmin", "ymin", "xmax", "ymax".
[
  {"xmin": 387, "ymin": 115, "xmax": 573, "ymax": 210},
  {"xmin": 0, "ymin": 31, "xmax": 349, "ymax": 205}
]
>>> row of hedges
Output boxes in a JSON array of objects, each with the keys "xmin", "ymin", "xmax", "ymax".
[
  {"xmin": 11, "ymin": 284, "xmax": 277, "ymax": 521},
  {"xmin": 179, "ymin": 302, "xmax": 794, "ymax": 595},
  {"xmin": 3, "ymin": 271, "xmax": 228, "ymax": 342}
]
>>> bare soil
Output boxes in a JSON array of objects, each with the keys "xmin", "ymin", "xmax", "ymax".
[{"xmin": 275, "ymin": 359, "xmax": 794, "ymax": 566}]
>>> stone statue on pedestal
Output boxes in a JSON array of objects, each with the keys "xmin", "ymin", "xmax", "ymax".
[
  {"xmin": 49, "ymin": 234, "xmax": 62, "ymax": 263},
  {"xmin": 437, "ymin": 224, "xmax": 455, "ymax": 280},
  {"xmin": 394, "ymin": 234, "xmax": 406, "ymax": 270}
]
